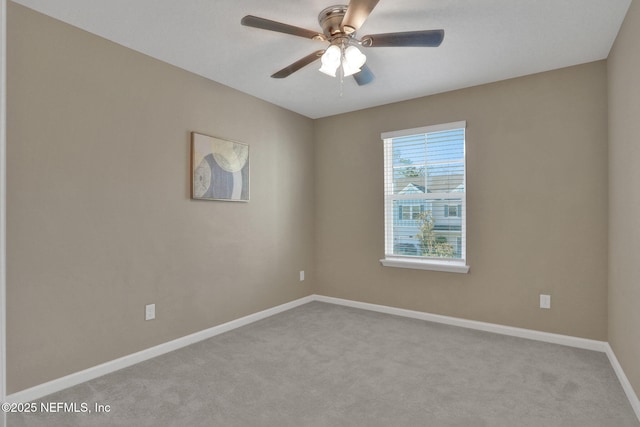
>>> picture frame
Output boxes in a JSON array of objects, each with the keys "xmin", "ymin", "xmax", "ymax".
[{"xmin": 191, "ymin": 132, "xmax": 250, "ymax": 202}]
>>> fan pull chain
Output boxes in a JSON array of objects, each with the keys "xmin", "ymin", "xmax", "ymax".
[{"xmin": 339, "ymin": 47, "xmax": 345, "ymax": 97}]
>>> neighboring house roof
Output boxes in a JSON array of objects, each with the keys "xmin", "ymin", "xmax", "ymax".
[
  {"xmin": 399, "ymin": 183, "xmax": 426, "ymax": 194},
  {"xmin": 398, "ymin": 175, "xmax": 464, "ymax": 194},
  {"xmin": 452, "ymin": 183, "xmax": 464, "ymax": 193},
  {"xmin": 428, "ymin": 174, "xmax": 464, "ymax": 193}
]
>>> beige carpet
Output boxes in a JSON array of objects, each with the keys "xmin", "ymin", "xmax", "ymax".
[{"xmin": 9, "ymin": 301, "xmax": 639, "ymax": 426}]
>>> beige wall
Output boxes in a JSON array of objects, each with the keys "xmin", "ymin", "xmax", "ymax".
[
  {"xmin": 608, "ymin": 0, "xmax": 640, "ymax": 399},
  {"xmin": 315, "ymin": 62, "xmax": 609, "ymax": 340},
  {"xmin": 6, "ymin": 3, "xmax": 315, "ymax": 393}
]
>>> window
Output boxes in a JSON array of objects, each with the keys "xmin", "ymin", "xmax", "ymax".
[
  {"xmin": 444, "ymin": 204, "xmax": 462, "ymax": 218},
  {"xmin": 380, "ymin": 121, "xmax": 469, "ymax": 273},
  {"xmin": 399, "ymin": 204, "xmax": 424, "ymax": 220}
]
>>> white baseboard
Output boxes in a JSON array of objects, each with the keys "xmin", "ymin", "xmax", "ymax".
[
  {"xmin": 6, "ymin": 295, "xmax": 314, "ymax": 404},
  {"xmin": 605, "ymin": 343, "xmax": 640, "ymax": 420},
  {"xmin": 313, "ymin": 295, "xmax": 608, "ymax": 352},
  {"xmin": 6, "ymin": 293, "xmax": 639, "ymax": 424}
]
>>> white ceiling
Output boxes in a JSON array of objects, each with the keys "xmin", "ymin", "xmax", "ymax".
[{"xmin": 12, "ymin": 0, "xmax": 632, "ymax": 119}]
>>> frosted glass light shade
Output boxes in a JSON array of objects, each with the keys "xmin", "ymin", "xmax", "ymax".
[
  {"xmin": 319, "ymin": 45, "xmax": 341, "ymax": 77},
  {"xmin": 342, "ymin": 45, "xmax": 367, "ymax": 77}
]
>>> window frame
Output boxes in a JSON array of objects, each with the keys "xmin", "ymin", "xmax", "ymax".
[{"xmin": 380, "ymin": 121, "xmax": 469, "ymax": 274}]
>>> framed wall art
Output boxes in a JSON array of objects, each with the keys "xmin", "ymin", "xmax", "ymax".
[{"xmin": 191, "ymin": 132, "xmax": 250, "ymax": 202}]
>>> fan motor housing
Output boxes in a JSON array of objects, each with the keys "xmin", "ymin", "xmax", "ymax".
[{"xmin": 318, "ymin": 5, "xmax": 349, "ymax": 37}]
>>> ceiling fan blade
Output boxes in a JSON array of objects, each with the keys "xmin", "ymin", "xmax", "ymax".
[
  {"xmin": 241, "ymin": 15, "xmax": 323, "ymax": 40},
  {"xmin": 271, "ymin": 50, "xmax": 324, "ymax": 79},
  {"xmin": 361, "ymin": 30, "xmax": 444, "ymax": 47},
  {"xmin": 341, "ymin": 0, "xmax": 380, "ymax": 34},
  {"xmin": 353, "ymin": 64, "xmax": 374, "ymax": 86}
]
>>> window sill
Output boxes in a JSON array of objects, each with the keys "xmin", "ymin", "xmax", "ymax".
[{"xmin": 379, "ymin": 257, "xmax": 470, "ymax": 274}]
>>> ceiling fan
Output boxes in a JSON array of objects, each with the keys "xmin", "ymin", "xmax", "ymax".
[{"xmin": 241, "ymin": 0, "xmax": 444, "ymax": 86}]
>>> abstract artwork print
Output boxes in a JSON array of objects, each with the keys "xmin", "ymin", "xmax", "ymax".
[{"xmin": 191, "ymin": 132, "xmax": 249, "ymax": 201}]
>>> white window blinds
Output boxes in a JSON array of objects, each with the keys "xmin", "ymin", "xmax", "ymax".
[{"xmin": 382, "ymin": 121, "xmax": 467, "ymax": 264}]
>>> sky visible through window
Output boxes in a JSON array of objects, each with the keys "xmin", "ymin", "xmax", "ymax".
[{"xmin": 393, "ymin": 129, "xmax": 464, "ymax": 169}]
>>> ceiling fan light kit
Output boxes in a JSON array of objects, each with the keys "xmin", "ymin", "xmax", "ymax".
[
  {"xmin": 319, "ymin": 41, "xmax": 366, "ymax": 78},
  {"xmin": 241, "ymin": 0, "xmax": 444, "ymax": 86}
]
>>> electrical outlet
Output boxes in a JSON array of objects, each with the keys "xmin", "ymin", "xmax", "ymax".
[
  {"xmin": 539, "ymin": 294, "xmax": 551, "ymax": 309},
  {"xmin": 299, "ymin": 271, "xmax": 305, "ymax": 281},
  {"xmin": 145, "ymin": 303, "xmax": 156, "ymax": 320}
]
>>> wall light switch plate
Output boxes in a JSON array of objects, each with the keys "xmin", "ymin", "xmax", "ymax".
[
  {"xmin": 145, "ymin": 303, "xmax": 156, "ymax": 320},
  {"xmin": 539, "ymin": 294, "xmax": 551, "ymax": 309},
  {"xmin": 299, "ymin": 271, "xmax": 305, "ymax": 281}
]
